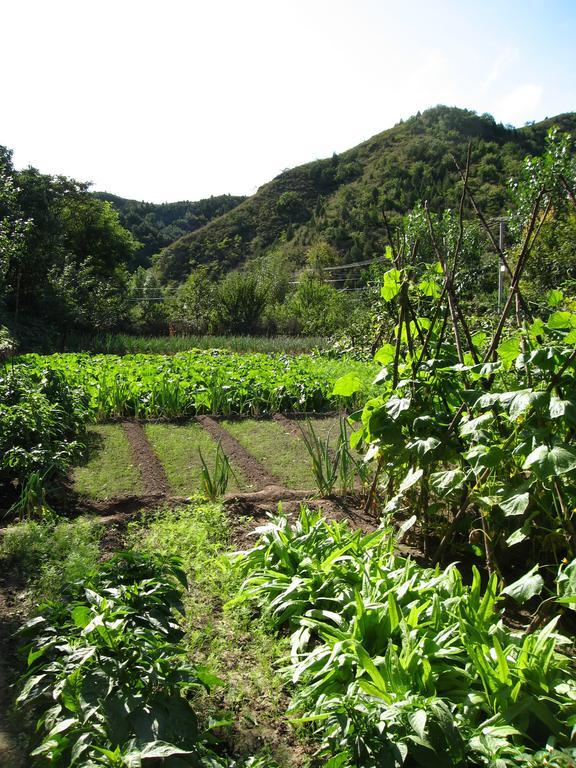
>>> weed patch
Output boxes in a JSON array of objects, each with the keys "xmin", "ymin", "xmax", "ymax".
[
  {"xmin": 129, "ymin": 501, "xmax": 311, "ymax": 766},
  {"xmin": 0, "ymin": 516, "xmax": 103, "ymax": 603}
]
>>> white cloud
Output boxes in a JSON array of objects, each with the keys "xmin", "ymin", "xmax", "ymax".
[{"xmin": 481, "ymin": 46, "xmax": 519, "ymax": 93}]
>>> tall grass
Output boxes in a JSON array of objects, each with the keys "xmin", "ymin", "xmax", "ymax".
[{"xmin": 64, "ymin": 332, "xmax": 330, "ymax": 356}]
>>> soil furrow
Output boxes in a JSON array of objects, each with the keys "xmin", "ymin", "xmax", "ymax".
[
  {"xmin": 121, "ymin": 421, "xmax": 171, "ymax": 496},
  {"xmin": 0, "ymin": 578, "xmax": 26, "ymax": 767},
  {"xmin": 272, "ymin": 412, "xmax": 304, "ymax": 440},
  {"xmin": 196, "ymin": 415, "xmax": 279, "ymax": 490}
]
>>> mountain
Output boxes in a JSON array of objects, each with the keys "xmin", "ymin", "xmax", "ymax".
[
  {"xmin": 153, "ymin": 106, "xmax": 576, "ymax": 284},
  {"xmin": 93, "ymin": 192, "xmax": 247, "ymax": 268}
]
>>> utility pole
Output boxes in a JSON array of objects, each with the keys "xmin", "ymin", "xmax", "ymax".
[{"xmin": 497, "ymin": 219, "xmax": 506, "ymax": 312}]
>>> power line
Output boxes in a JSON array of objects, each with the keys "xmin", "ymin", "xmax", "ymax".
[{"xmin": 322, "ymin": 256, "xmax": 387, "ymax": 272}]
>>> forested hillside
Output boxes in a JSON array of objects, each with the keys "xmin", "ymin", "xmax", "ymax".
[
  {"xmin": 93, "ymin": 192, "xmax": 246, "ymax": 268},
  {"xmin": 156, "ymin": 106, "xmax": 576, "ymax": 284},
  {"xmin": 1, "ymin": 105, "xmax": 575, "ymax": 347}
]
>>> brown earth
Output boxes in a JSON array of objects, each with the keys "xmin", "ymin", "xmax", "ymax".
[
  {"xmin": 122, "ymin": 421, "xmax": 170, "ymax": 496},
  {"xmin": 0, "ymin": 573, "xmax": 27, "ymax": 767},
  {"xmin": 196, "ymin": 415, "xmax": 280, "ymax": 489}
]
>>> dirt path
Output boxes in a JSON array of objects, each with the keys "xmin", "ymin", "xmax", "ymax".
[
  {"xmin": 0, "ymin": 576, "xmax": 26, "ymax": 767},
  {"xmin": 122, "ymin": 421, "xmax": 171, "ymax": 496},
  {"xmin": 197, "ymin": 416, "xmax": 279, "ymax": 489}
]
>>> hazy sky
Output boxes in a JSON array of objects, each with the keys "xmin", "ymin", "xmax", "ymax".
[{"xmin": 2, "ymin": 0, "xmax": 574, "ymax": 202}]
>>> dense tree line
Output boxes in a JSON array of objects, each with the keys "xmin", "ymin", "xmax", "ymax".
[
  {"xmin": 1, "ymin": 107, "xmax": 575, "ymax": 351},
  {"xmin": 93, "ymin": 192, "xmax": 246, "ymax": 268},
  {"xmin": 0, "ymin": 150, "xmax": 141, "ymax": 346},
  {"xmin": 155, "ymin": 107, "xmax": 576, "ymax": 285}
]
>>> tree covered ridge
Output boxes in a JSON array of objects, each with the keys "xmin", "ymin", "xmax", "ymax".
[
  {"xmin": 155, "ymin": 106, "xmax": 576, "ymax": 284},
  {"xmin": 92, "ymin": 192, "xmax": 247, "ymax": 268}
]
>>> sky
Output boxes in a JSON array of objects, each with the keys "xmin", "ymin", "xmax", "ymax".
[{"xmin": 1, "ymin": 0, "xmax": 575, "ymax": 203}]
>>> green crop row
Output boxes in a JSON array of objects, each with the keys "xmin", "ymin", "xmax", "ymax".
[
  {"xmin": 0, "ymin": 365, "xmax": 86, "ymax": 506},
  {"xmin": 230, "ymin": 508, "xmax": 576, "ymax": 768},
  {"xmin": 16, "ymin": 351, "xmax": 376, "ymax": 420}
]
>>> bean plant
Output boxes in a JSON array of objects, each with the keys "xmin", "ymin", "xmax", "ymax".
[{"xmin": 334, "ymin": 128, "xmax": 576, "ymax": 586}]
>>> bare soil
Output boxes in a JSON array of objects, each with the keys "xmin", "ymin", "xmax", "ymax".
[
  {"xmin": 122, "ymin": 420, "xmax": 171, "ymax": 496},
  {"xmin": 196, "ymin": 415, "xmax": 279, "ymax": 489},
  {"xmin": 0, "ymin": 574, "xmax": 27, "ymax": 767}
]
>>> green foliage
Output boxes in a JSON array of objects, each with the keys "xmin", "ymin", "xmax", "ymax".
[
  {"xmin": 214, "ymin": 270, "xmax": 268, "ymax": 335},
  {"xmin": 277, "ymin": 275, "xmax": 357, "ymax": 336},
  {"xmin": 231, "ymin": 508, "xmax": 576, "ymax": 767},
  {"xmin": 129, "ymin": 503, "xmax": 297, "ymax": 766},
  {"xmin": 300, "ymin": 417, "xmax": 367, "ymax": 495},
  {"xmin": 199, "ymin": 440, "xmax": 235, "ymax": 500},
  {"xmin": 60, "ymin": 331, "xmax": 330, "ymax": 355},
  {"xmin": 167, "ymin": 265, "xmax": 218, "ymax": 335},
  {"xmin": 6, "ymin": 169, "xmax": 139, "ymax": 336},
  {"xmin": 16, "ymin": 550, "xmax": 228, "ymax": 766},
  {"xmin": 0, "ymin": 364, "xmax": 86, "ymax": 497},
  {"xmin": 0, "ymin": 146, "xmax": 30, "ymax": 300},
  {"xmin": 95, "ymin": 192, "xmax": 246, "ymax": 268},
  {"xmin": 329, "ymin": 130, "xmax": 576, "ymax": 579},
  {"xmin": 16, "ymin": 350, "xmax": 376, "ymax": 419},
  {"xmin": 0, "ymin": 515, "xmax": 102, "ymax": 601},
  {"xmin": 73, "ymin": 425, "xmax": 144, "ymax": 500},
  {"xmin": 156, "ymin": 108, "xmax": 576, "ymax": 285}
]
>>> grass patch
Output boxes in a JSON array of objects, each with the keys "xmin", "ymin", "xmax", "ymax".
[
  {"xmin": 299, "ymin": 416, "xmax": 342, "ymax": 447},
  {"xmin": 0, "ymin": 516, "xmax": 103, "ymax": 602},
  {"xmin": 128, "ymin": 501, "xmax": 308, "ymax": 766},
  {"xmin": 144, "ymin": 423, "xmax": 250, "ymax": 495},
  {"xmin": 65, "ymin": 332, "xmax": 330, "ymax": 356},
  {"xmin": 72, "ymin": 424, "xmax": 143, "ymax": 499},
  {"xmin": 223, "ymin": 419, "xmax": 316, "ymax": 490}
]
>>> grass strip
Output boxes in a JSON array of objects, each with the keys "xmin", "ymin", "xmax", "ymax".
[
  {"xmin": 72, "ymin": 424, "xmax": 143, "ymax": 499},
  {"xmin": 128, "ymin": 501, "xmax": 306, "ymax": 766},
  {"xmin": 222, "ymin": 419, "xmax": 316, "ymax": 490},
  {"xmin": 144, "ymin": 423, "xmax": 249, "ymax": 495}
]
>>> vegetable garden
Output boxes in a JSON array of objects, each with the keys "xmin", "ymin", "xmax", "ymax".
[{"xmin": 1, "ymin": 129, "xmax": 576, "ymax": 767}]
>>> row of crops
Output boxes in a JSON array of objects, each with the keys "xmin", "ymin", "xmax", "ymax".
[
  {"xmin": 0, "ymin": 351, "xmax": 374, "ymax": 506},
  {"xmin": 17, "ymin": 351, "xmax": 375, "ymax": 419},
  {"xmin": 231, "ymin": 509, "xmax": 576, "ymax": 767}
]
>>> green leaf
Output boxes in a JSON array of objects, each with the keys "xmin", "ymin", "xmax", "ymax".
[
  {"xmin": 549, "ymin": 396, "xmax": 576, "ymax": 424},
  {"xmin": 374, "ymin": 343, "xmax": 396, "ymax": 365},
  {"xmin": 398, "ymin": 468, "xmax": 423, "ymax": 494},
  {"xmin": 523, "ymin": 444, "xmax": 576, "ymax": 478},
  {"xmin": 548, "ymin": 311, "xmax": 576, "ymax": 330},
  {"xmin": 332, "ymin": 374, "xmax": 363, "ymax": 397},
  {"xmin": 430, "ymin": 469, "xmax": 465, "ymax": 496},
  {"xmin": 500, "ymin": 492, "xmax": 530, "ymax": 517},
  {"xmin": 195, "ymin": 666, "xmax": 224, "ymax": 690},
  {"xmin": 325, "ymin": 754, "xmax": 349, "ymax": 768},
  {"xmin": 386, "ymin": 396, "xmax": 411, "ymax": 420},
  {"xmin": 502, "ymin": 566, "xmax": 544, "ymax": 603},
  {"xmin": 71, "ymin": 605, "xmax": 92, "ymax": 629},
  {"xmin": 409, "ymin": 709, "xmax": 428, "ymax": 740},
  {"xmin": 506, "ymin": 528, "xmax": 528, "ymax": 546},
  {"xmin": 546, "ymin": 289, "xmax": 564, "ymax": 307},
  {"xmin": 459, "ymin": 412, "xmax": 494, "ymax": 436},
  {"xmin": 381, "ymin": 268, "xmax": 403, "ymax": 302},
  {"xmin": 407, "ymin": 437, "xmax": 441, "ymax": 457},
  {"xmin": 497, "ymin": 337, "xmax": 521, "ymax": 365},
  {"xmin": 418, "ymin": 279, "xmax": 441, "ymax": 299}
]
